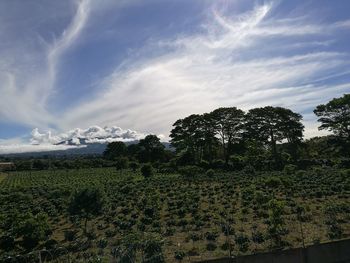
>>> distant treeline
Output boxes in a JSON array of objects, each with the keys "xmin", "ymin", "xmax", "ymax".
[{"xmin": 2, "ymin": 94, "xmax": 349, "ymax": 171}]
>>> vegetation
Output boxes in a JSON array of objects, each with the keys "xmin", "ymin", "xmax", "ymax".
[{"xmin": 0, "ymin": 94, "xmax": 349, "ymax": 262}]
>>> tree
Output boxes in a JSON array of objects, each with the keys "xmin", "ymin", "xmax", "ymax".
[
  {"xmin": 68, "ymin": 188, "xmax": 106, "ymax": 234},
  {"xmin": 138, "ymin": 135, "xmax": 165, "ymax": 163},
  {"xmin": 170, "ymin": 114, "xmax": 211, "ymax": 164},
  {"xmin": 245, "ymin": 106, "xmax": 304, "ymax": 165},
  {"xmin": 12, "ymin": 212, "xmax": 51, "ymax": 249},
  {"xmin": 127, "ymin": 143, "xmax": 141, "ymax": 158},
  {"xmin": 104, "ymin": 141, "xmax": 127, "ymax": 160},
  {"xmin": 129, "ymin": 161, "xmax": 139, "ymax": 172},
  {"xmin": 116, "ymin": 157, "xmax": 129, "ymax": 170},
  {"xmin": 210, "ymin": 107, "xmax": 245, "ymax": 164},
  {"xmin": 314, "ymin": 94, "xmax": 350, "ymax": 140},
  {"xmin": 141, "ymin": 164, "xmax": 153, "ymax": 178}
]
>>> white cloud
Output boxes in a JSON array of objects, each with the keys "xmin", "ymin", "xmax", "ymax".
[
  {"xmin": 1, "ymin": 0, "xmax": 350, "ymax": 145},
  {"xmin": 59, "ymin": 2, "xmax": 350, "ymax": 138},
  {"xmin": 0, "ymin": 0, "xmax": 91, "ymax": 127},
  {"xmin": 0, "ymin": 125, "xmax": 147, "ymax": 154},
  {"xmin": 47, "ymin": 0, "xmax": 91, "ymax": 94},
  {"xmin": 31, "ymin": 125, "xmax": 146, "ymax": 145}
]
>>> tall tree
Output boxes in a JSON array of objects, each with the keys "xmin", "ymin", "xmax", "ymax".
[
  {"xmin": 201, "ymin": 113, "xmax": 219, "ymax": 162},
  {"xmin": 170, "ymin": 114, "xmax": 204, "ymax": 162},
  {"xmin": 68, "ymin": 188, "xmax": 106, "ymax": 234},
  {"xmin": 210, "ymin": 107, "xmax": 245, "ymax": 164},
  {"xmin": 138, "ymin": 135, "xmax": 165, "ymax": 163},
  {"xmin": 245, "ymin": 106, "xmax": 304, "ymax": 164},
  {"xmin": 314, "ymin": 94, "xmax": 350, "ymax": 140},
  {"xmin": 170, "ymin": 114, "xmax": 209, "ymax": 163},
  {"xmin": 103, "ymin": 141, "xmax": 127, "ymax": 160}
]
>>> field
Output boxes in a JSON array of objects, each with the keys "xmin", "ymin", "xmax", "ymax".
[{"xmin": 0, "ymin": 167, "xmax": 349, "ymax": 262}]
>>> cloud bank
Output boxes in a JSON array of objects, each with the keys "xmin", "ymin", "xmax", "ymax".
[
  {"xmin": 31, "ymin": 126, "xmax": 145, "ymax": 145},
  {"xmin": 0, "ymin": 125, "xmax": 146, "ymax": 154}
]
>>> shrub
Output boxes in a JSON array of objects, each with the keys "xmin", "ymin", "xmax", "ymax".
[
  {"xmin": 97, "ymin": 238, "xmax": 108, "ymax": 248},
  {"xmin": 242, "ymin": 165, "xmax": 256, "ymax": 176},
  {"xmin": 211, "ymin": 159, "xmax": 225, "ymax": 169},
  {"xmin": 115, "ymin": 157, "xmax": 129, "ymax": 170},
  {"xmin": 265, "ymin": 176, "xmax": 282, "ymax": 188},
  {"xmin": 15, "ymin": 212, "xmax": 51, "ymax": 249},
  {"xmin": 206, "ymin": 242, "xmax": 217, "ymax": 251},
  {"xmin": 252, "ymin": 231, "xmax": 265, "ymax": 244},
  {"xmin": 235, "ymin": 233, "xmax": 250, "ymax": 252},
  {"xmin": 129, "ymin": 162, "xmax": 139, "ymax": 172},
  {"xmin": 283, "ymin": 164, "xmax": 297, "ymax": 175},
  {"xmin": 199, "ymin": 160, "xmax": 210, "ymax": 169},
  {"xmin": 141, "ymin": 164, "xmax": 154, "ymax": 178},
  {"xmin": 0, "ymin": 235, "xmax": 15, "ymax": 251},
  {"xmin": 178, "ymin": 166, "xmax": 204, "ymax": 178},
  {"xmin": 205, "ymin": 231, "xmax": 219, "ymax": 241},
  {"xmin": 64, "ymin": 230, "xmax": 77, "ymax": 241},
  {"xmin": 205, "ymin": 169, "xmax": 215, "ymax": 177},
  {"xmin": 68, "ymin": 187, "xmax": 106, "ymax": 234},
  {"xmin": 174, "ymin": 250, "xmax": 186, "ymax": 260},
  {"xmin": 229, "ymin": 155, "xmax": 245, "ymax": 170}
]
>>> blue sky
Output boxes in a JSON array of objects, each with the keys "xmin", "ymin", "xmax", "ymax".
[{"xmin": 0, "ymin": 0, "xmax": 350, "ymax": 153}]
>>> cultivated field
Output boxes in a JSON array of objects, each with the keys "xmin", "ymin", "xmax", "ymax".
[{"xmin": 0, "ymin": 167, "xmax": 349, "ymax": 262}]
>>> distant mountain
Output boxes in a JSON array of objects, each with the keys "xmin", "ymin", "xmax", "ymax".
[{"xmin": 1, "ymin": 139, "xmax": 174, "ymax": 157}]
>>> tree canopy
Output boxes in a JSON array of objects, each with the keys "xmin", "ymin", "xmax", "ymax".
[
  {"xmin": 245, "ymin": 106, "xmax": 304, "ymax": 163},
  {"xmin": 314, "ymin": 94, "xmax": 350, "ymax": 140},
  {"xmin": 103, "ymin": 141, "xmax": 127, "ymax": 160}
]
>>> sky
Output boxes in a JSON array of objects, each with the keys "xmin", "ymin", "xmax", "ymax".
[{"xmin": 0, "ymin": 0, "xmax": 350, "ymax": 153}]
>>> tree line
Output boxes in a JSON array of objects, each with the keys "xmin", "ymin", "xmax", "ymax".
[
  {"xmin": 3, "ymin": 94, "xmax": 349, "ymax": 172},
  {"xmin": 169, "ymin": 93, "xmax": 349, "ymax": 169},
  {"xmin": 100, "ymin": 93, "xmax": 349, "ymax": 171}
]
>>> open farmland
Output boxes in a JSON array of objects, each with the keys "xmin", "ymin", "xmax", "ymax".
[{"xmin": 0, "ymin": 167, "xmax": 349, "ymax": 262}]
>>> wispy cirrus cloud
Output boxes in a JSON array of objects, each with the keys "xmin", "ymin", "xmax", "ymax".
[
  {"xmin": 0, "ymin": 0, "xmax": 350, "ymax": 153},
  {"xmin": 59, "ymin": 2, "xmax": 350, "ymax": 138},
  {"xmin": 0, "ymin": 0, "xmax": 91, "ymax": 127}
]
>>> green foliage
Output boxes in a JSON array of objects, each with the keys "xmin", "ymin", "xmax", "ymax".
[
  {"xmin": 68, "ymin": 187, "xmax": 106, "ymax": 233},
  {"xmin": 206, "ymin": 242, "xmax": 217, "ymax": 251},
  {"xmin": 141, "ymin": 164, "xmax": 154, "ymax": 178},
  {"xmin": 138, "ymin": 135, "xmax": 165, "ymax": 163},
  {"xmin": 178, "ymin": 165, "xmax": 204, "ymax": 178},
  {"xmin": 235, "ymin": 233, "xmax": 250, "ymax": 252},
  {"xmin": 104, "ymin": 141, "xmax": 127, "ymax": 160},
  {"xmin": 210, "ymin": 107, "xmax": 245, "ymax": 163},
  {"xmin": 245, "ymin": 106, "xmax": 304, "ymax": 165},
  {"xmin": 283, "ymin": 164, "xmax": 297, "ymax": 175},
  {"xmin": 267, "ymin": 199, "xmax": 286, "ymax": 247},
  {"xmin": 0, "ymin": 235, "xmax": 15, "ymax": 251},
  {"xmin": 143, "ymin": 234, "xmax": 165, "ymax": 263},
  {"xmin": 174, "ymin": 250, "xmax": 186, "ymax": 260},
  {"xmin": 0, "ymin": 166, "xmax": 349, "ymax": 261},
  {"xmin": 265, "ymin": 176, "xmax": 282, "ymax": 188},
  {"xmin": 116, "ymin": 157, "xmax": 129, "ymax": 170},
  {"xmin": 314, "ymin": 94, "xmax": 350, "ymax": 140},
  {"xmin": 12, "ymin": 212, "xmax": 51, "ymax": 249},
  {"xmin": 205, "ymin": 169, "xmax": 215, "ymax": 177},
  {"xmin": 129, "ymin": 161, "xmax": 139, "ymax": 172},
  {"xmin": 242, "ymin": 165, "xmax": 256, "ymax": 176}
]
